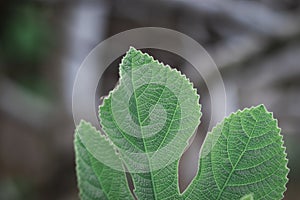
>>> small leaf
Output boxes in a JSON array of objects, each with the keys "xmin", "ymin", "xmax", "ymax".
[
  {"xmin": 74, "ymin": 121, "xmax": 133, "ymax": 200},
  {"xmin": 184, "ymin": 105, "xmax": 289, "ymax": 200}
]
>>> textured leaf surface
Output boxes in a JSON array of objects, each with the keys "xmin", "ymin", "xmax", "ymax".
[
  {"xmin": 74, "ymin": 121, "xmax": 133, "ymax": 200},
  {"xmin": 99, "ymin": 47, "xmax": 201, "ymax": 199},
  {"xmin": 184, "ymin": 105, "xmax": 289, "ymax": 200},
  {"xmin": 75, "ymin": 47, "xmax": 289, "ymax": 200}
]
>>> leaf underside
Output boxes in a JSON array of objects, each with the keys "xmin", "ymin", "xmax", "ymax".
[{"xmin": 74, "ymin": 47, "xmax": 289, "ymax": 200}]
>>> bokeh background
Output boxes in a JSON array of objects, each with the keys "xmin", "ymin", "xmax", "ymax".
[{"xmin": 0, "ymin": 0, "xmax": 300, "ymax": 199}]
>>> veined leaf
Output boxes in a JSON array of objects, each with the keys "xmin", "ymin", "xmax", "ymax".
[
  {"xmin": 184, "ymin": 105, "xmax": 289, "ymax": 199},
  {"xmin": 74, "ymin": 121, "xmax": 133, "ymax": 200},
  {"xmin": 75, "ymin": 47, "xmax": 289, "ymax": 200},
  {"xmin": 99, "ymin": 47, "xmax": 201, "ymax": 199}
]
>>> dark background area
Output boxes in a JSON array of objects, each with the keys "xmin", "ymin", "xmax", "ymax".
[{"xmin": 0, "ymin": 0, "xmax": 300, "ymax": 199}]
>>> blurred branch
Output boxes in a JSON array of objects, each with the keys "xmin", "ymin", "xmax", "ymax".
[
  {"xmin": 171, "ymin": 0, "xmax": 300, "ymax": 37},
  {"xmin": 242, "ymin": 43, "xmax": 300, "ymax": 88},
  {"xmin": 0, "ymin": 76, "xmax": 55, "ymax": 129}
]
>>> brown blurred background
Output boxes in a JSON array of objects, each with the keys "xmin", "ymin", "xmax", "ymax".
[{"xmin": 0, "ymin": 0, "xmax": 300, "ymax": 199}]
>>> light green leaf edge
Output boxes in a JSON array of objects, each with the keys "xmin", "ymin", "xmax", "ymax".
[
  {"xmin": 240, "ymin": 193, "xmax": 254, "ymax": 200},
  {"xmin": 74, "ymin": 120, "xmax": 133, "ymax": 200}
]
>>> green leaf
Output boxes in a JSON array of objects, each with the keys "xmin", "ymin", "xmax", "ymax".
[
  {"xmin": 74, "ymin": 121, "xmax": 133, "ymax": 200},
  {"xmin": 184, "ymin": 105, "xmax": 289, "ymax": 200},
  {"xmin": 75, "ymin": 47, "xmax": 289, "ymax": 200},
  {"xmin": 99, "ymin": 47, "xmax": 201, "ymax": 199}
]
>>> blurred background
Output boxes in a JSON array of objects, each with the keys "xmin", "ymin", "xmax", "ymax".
[{"xmin": 0, "ymin": 0, "xmax": 299, "ymax": 199}]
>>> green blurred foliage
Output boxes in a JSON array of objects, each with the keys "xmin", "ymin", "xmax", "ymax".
[
  {"xmin": 0, "ymin": 3, "xmax": 54, "ymax": 98},
  {"xmin": 1, "ymin": 4, "xmax": 52, "ymax": 63}
]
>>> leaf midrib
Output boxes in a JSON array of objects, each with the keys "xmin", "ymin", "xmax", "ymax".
[
  {"xmin": 216, "ymin": 114, "xmax": 258, "ymax": 199},
  {"xmin": 88, "ymin": 154, "xmax": 110, "ymax": 199},
  {"xmin": 130, "ymin": 60, "xmax": 158, "ymax": 200},
  {"xmin": 76, "ymin": 134, "xmax": 109, "ymax": 199}
]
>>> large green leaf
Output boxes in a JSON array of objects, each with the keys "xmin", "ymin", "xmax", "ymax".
[
  {"xmin": 74, "ymin": 121, "xmax": 133, "ymax": 200},
  {"xmin": 99, "ymin": 47, "xmax": 201, "ymax": 199},
  {"xmin": 75, "ymin": 47, "xmax": 289, "ymax": 200},
  {"xmin": 184, "ymin": 105, "xmax": 289, "ymax": 199}
]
